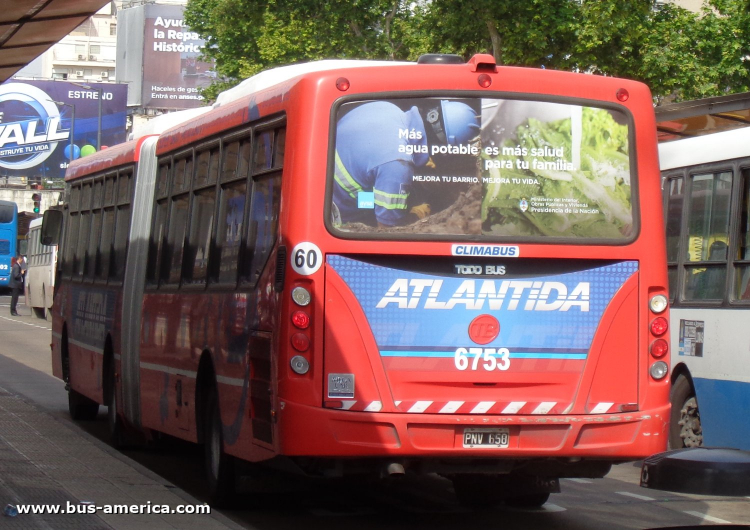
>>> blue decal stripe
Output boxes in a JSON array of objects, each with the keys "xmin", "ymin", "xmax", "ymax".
[{"xmin": 380, "ymin": 350, "xmax": 587, "ymax": 360}]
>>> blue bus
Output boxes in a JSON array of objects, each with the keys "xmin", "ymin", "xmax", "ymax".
[{"xmin": 0, "ymin": 200, "xmax": 19, "ymax": 289}]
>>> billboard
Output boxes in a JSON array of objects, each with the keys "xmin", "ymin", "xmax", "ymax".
[
  {"xmin": 0, "ymin": 80, "xmax": 128, "ymax": 180},
  {"xmin": 118, "ymin": 4, "xmax": 213, "ymax": 110}
]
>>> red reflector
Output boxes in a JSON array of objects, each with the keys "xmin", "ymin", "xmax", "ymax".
[
  {"xmin": 616, "ymin": 88, "xmax": 629, "ymax": 102},
  {"xmin": 291, "ymin": 310, "xmax": 310, "ymax": 329},
  {"xmin": 336, "ymin": 77, "xmax": 350, "ymax": 91},
  {"xmin": 324, "ymin": 400, "xmax": 344, "ymax": 409},
  {"xmin": 620, "ymin": 403, "xmax": 639, "ymax": 412},
  {"xmin": 291, "ymin": 333, "xmax": 310, "ymax": 352},
  {"xmin": 650, "ymin": 338, "xmax": 668, "ymax": 358},
  {"xmin": 650, "ymin": 317, "xmax": 668, "ymax": 336},
  {"xmin": 477, "ymin": 73, "xmax": 492, "ymax": 88}
]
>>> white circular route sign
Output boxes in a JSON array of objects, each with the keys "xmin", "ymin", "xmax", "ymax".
[{"xmin": 291, "ymin": 242, "xmax": 323, "ymax": 275}]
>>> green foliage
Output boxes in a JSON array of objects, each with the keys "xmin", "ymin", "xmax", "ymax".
[{"xmin": 184, "ymin": 0, "xmax": 750, "ymax": 104}]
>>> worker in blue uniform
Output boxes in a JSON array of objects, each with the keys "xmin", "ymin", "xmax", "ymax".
[{"xmin": 332, "ymin": 100, "xmax": 480, "ymax": 227}]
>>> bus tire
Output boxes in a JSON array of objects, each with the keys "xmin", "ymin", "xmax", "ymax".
[
  {"xmin": 505, "ymin": 492, "xmax": 551, "ymax": 508},
  {"xmin": 68, "ymin": 389, "xmax": 99, "ymax": 421},
  {"xmin": 451, "ymin": 475, "xmax": 508, "ymax": 509},
  {"xmin": 669, "ymin": 374, "xmax": 702, "ymax": 449},
  {"xmin": 204, "ymin": 387, "xmax": 236, "ymax": 506},
  {"xmin": 106, "ymin": 360, "xmax": 125, "ymax": 448}
]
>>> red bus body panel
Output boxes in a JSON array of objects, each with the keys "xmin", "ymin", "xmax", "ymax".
[{"xmin": 51, "ymin": 58, "xmax": 669, "ymax": 470}]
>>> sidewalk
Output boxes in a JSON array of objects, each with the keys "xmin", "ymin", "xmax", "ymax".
[{"xmin": 0, "ymin": 304, "xmax": 246, "ymax": 530}]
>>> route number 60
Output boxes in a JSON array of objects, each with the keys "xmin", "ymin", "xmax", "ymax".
[{"xmin": 291, "ymin": 242, "xmax": 323, "ymax": 275}]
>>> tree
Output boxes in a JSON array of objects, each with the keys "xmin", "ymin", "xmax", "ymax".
[
  {"xmin": 185, "ymin": 0, "xmax": 750, "ymax": 103},
  {"xmin": 185, "ymin": 0, "xmax": 431, "ymax": 101}
]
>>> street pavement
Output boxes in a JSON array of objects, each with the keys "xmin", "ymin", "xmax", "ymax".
[{"xmin": 0, "ymin": 298, "xmax": 246, "ymax": 529}]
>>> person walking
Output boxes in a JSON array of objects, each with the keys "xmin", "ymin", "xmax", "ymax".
[{"xmin": 9, "ymin": 255, "xmax": 25, "ymax": 316}]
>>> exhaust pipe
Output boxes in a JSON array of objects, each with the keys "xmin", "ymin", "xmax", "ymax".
[{"xmin": 385, "ymin": 462, "xmax": 405, "ymax": 477}]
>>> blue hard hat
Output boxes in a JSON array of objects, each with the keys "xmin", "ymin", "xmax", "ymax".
[{"xmin": 441, "ymin": 101, "xmax": 480, "ymax": 145}]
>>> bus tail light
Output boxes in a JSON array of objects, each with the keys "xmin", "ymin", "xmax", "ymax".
[
  {"xmin": 650, "ymin": 339, "xmax": 668, "ymax": 358},
  {"xmin": 649, "ymin": 294, "xmax": 668, "ymax": 314},
  {"xmin": 291, "ymin": 310, "xmax": 310, "ymax": 329},
  {"xmin": 650, "ymin": 317, "xmax": 668, "ymax": 336},
  {"xmin": 290, "ymin": 355, "xmax": 310, "ymax": 375},
  {"xmin": 291, "ymin": 333, "xmax": 310, "ymax": 352},
  {"xmin": 290, "ymin": 285, "xmax": 312, "ymax": 374},
  {"xmin": 650, "ymin": 361, "xmax": 668, "ymax": 380}
]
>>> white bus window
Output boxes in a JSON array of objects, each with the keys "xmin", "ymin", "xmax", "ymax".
[{"xmin": 683, "ymin": 172, "xmax": 731, "ymax": 301}]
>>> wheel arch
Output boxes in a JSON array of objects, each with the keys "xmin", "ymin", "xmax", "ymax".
[{"xmin": 670, "ymin": 361, "xmax": 695, "ymax": 392}]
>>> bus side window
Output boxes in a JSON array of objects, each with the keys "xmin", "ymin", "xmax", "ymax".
[
  {"xmin": 244, "ymin": 174, "xmax": 281, "ymax": 285},
  {"xmin": 736, "ymin": 168, "xmax": 750, "ymax": 300},
  {"xmin": 111, "ymin": 171, "xmax": 133, "ymax": 281},
  {"xmin": 148, "ymin": 161, "xmax": 172, "ymax": 287},
  {"xmin": 98, "ymin": 173, "xmax": 117, "ymax": 281},
  {"xmin": 683, "ymin": 172, "xmax": 731, "ymax": 302},
  {"xmin": 75, "ymin": 182, "xmax": 93, "ymax": 279},
  {"xmin": 211, "ymin": 134, "xmax": 251, "ymax": 285},
  {"xmin": 240, "ymin": 123, "xmax": 284, "ymax": 285},
  {"xmin": 165, "ymin": 193, "xmax": 189, "ymax": 285},
  {"xmin": 87, "ymin": 178, "xmax": 104, "ymax": 279},
  {"xmin": 664, "ymin": 176, "xmax": 683, "ymax": 302},
  {"xmin": 184, "ymin": 187, "xmax": 215, "ymax": 286}
]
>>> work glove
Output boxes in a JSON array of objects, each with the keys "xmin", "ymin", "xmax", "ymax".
[{"xmin": 410, "ymin": 203, "xmax": 431, "ymax": 219}]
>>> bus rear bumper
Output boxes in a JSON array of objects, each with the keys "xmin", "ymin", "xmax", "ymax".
[{"xmin": 277, "ymin": 400, "xmax": 670, "ymax": 461}]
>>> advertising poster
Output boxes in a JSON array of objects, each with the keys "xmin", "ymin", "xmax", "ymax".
[
  {"xmin": 0, "ymin": 80, "xmax": 128, "ymax": 180},
  {"xmin": 141, "ymin": 4, "xmax": 213, "ymax": 110},
  {"xmin": 331, "ymin": 97, "xmax": 633, "ymax": 241}
]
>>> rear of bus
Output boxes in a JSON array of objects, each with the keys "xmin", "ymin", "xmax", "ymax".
[{"xmin": 274, "ymin": 55, "xmax": 670, "ymax": 496}]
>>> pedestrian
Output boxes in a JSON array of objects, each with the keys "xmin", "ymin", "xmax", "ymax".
[
  {"xmin": 332, "ymin": 99, "xmax": 480, "ymax": 228},
  {"xmin": 9, "ymin": 254, "xmax": 25, "ymax": 316}
]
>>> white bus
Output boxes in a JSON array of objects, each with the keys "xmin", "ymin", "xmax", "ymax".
[
  {"xmin": 26, "ymin": 217, "xmax": 56, "ymax": 319},
  {"xmin": 660, "ymin": 123, "xmax": 750, "ymax": 451}
]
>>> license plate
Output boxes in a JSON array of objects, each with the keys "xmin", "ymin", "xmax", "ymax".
[{"xmin": 463, "ymin": 428, "xmax": 510, "ymax": 448}]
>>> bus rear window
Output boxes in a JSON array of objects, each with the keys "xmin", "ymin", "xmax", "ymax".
[
  {"xmin": 0, "ymin": 205, "xmax": 14, "ymax": 224},
  {"xmin": 329, "ymin": 97, "xmax": 633, "ymax": 241}
]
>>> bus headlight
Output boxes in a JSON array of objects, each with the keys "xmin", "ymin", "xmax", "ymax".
[{"xmin": 650, "ymin": 361, "xmax": 668, "ymax": 380}]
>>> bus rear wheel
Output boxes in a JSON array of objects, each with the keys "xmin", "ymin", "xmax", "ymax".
[
  {"xmin": 204, "ymin": 387, "xmax": 236, "ymax": 506},
  {"xmin": 669, "ymin": 374, "xmax": 703, "ymax": 449},
  {"xmin": 105, "ymin": 360, "xmax": 127, "ymax": 448}
]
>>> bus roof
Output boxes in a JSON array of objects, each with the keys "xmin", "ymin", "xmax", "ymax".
[
  {"xmin": 212, "ymin": 59, "xmax": 409, "ymax": 108},
  {"xmin": 65, "ymin": 136, "xmax": 145, "ymax": 181},
  {"xmin": 659, "ymin": 125, "xmax": 750, "ymax": 170},
  {"xmin": 129, "ymin": 106, "xmax": 213, "ymax": 141}
]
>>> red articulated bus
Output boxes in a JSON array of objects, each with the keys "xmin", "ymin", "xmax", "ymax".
[{"xmin": 45, "ymin": 53, "xmax": 670, "ymax": 508}]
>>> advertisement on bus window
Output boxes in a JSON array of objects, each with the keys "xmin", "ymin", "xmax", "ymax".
[
  {"xmin": 330, "ymin": 97, "xmax": 633, "ymax": 241},
  {"xmin": 0, "ymin": 80, "xmax": 127, "ymax": 180}
]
